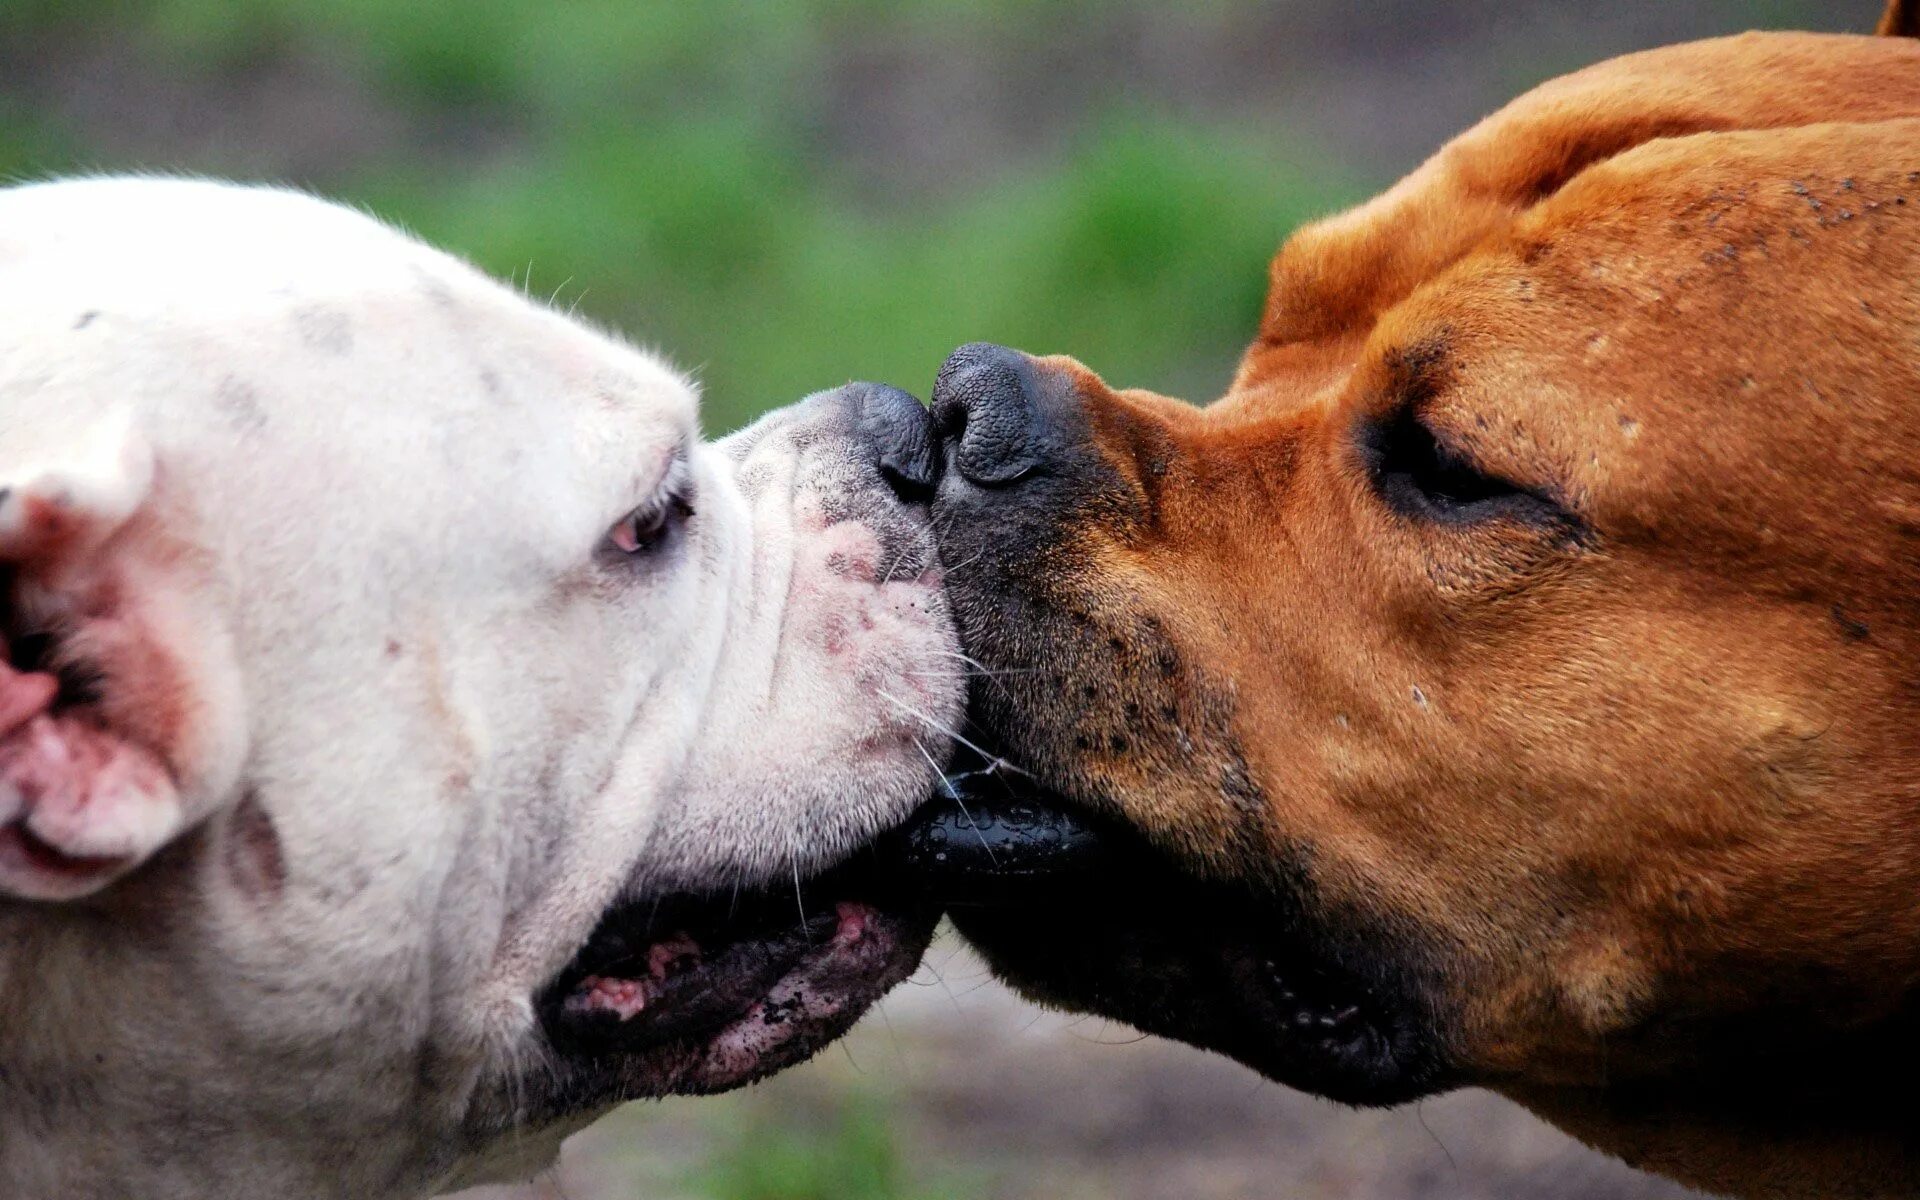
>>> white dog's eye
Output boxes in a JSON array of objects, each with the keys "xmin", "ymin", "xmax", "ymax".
[{"xmin": 604, "ymin": 492, "xmax": 694, "ymax": 560}]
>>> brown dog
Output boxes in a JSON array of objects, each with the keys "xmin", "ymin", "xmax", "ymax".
[{"xmin": 912, "ymin": 4, "xmax": 1920, "ymax": 1196}]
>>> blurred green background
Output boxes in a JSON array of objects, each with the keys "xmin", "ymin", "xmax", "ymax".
[
  {"xmin": 0, "ymin": 3, "xmax": 1865, "ymax": 1198},
  {"xmin": 0, "ymin": 0, "xmax": 1860, "ymax": 434}
]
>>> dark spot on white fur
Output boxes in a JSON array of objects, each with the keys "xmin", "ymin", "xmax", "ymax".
[
  {"xmin": 592, "ymin": 369, "xmax": 642, "ymax": 410},
  {"xmin": 736, "ymin": 462, "xmax": 776, "ymax": 495},
  {"xmin": 215, "ymin": 377, "xmax": 268, "ymax": 434},
  {"xmin": 72, "ymin": 311, "xmax": 98, "ymax": 330},
  {"xmin": 292, "ymin": 304, "xmax": 354, "ymax": 355},
  {"xmin": 225, "ymin": 789, "xmax": 287, "ymax": 903},
  {"xmin": 413, "ymin": 266, "xmax": 457, "ymax": 310}
]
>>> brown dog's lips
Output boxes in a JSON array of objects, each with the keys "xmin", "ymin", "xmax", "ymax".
[{"xmin": 889, "ymin": 752, "xmax": 1127, "ymax": 906}]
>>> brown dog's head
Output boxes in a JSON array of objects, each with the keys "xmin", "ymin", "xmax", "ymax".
[{"xmin": 925, "ymin": 19, "xmax": 1920, "ymax": 1197}]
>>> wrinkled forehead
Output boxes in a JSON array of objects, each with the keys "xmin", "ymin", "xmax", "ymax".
[{"xmin": 0, "ymin": 179, "xmax": 696, "ymax": 562}]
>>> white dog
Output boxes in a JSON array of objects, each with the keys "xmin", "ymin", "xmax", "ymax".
[{"xmin": 0, "ymin": 178, "xmax": 961, "ymax": 1199}]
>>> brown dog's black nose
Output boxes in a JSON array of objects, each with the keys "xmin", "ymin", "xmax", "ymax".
[
  {"xmin": 851, "ymin": 381, "xmax": 940, "ymax": 501},
  {"xmin": 931, "ymin": 343, "xmax": 1054, "ymax": 487}
]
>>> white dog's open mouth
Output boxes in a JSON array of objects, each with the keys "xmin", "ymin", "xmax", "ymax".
[{"xmin": 537, "ymin": 855, "xmax": 935, "ymax": 1097}]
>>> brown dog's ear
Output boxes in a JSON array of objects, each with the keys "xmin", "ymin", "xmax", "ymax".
[
  {"xmin": 1245, "ymin": 32, "xmax": 1920, "ymax": 365},
  {"xmin": 0, "ymin": 423, "xmax": 183, "ymax": 902},
  {"xmin": 1879, "ymin": 0, "xmax": 1919, "ymax": 36}
]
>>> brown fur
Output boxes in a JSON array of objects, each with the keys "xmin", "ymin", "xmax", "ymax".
[
  {"xmin": 943, "ymin": 23, "xmax": 1920, "ymax": 1200},
  {"xmin": 1879, "ymin": 0, "xmax": 1919, "ymax": 38}
]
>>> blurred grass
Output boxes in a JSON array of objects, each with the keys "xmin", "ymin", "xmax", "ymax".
[
  {"xmin": 0, "ymin": 0, "xmax": 1359, "ymax": 431},
  {"xmin": 0, "ymin": 101, "xmax": 66, "ymax": 183},
  {"xmin": 680, "ymin": 1096, "xmax": 978, "ymax": 1200},
  {"xmin": 360, "ymin": 114, "xmax": 1347, "ymax": 430}
]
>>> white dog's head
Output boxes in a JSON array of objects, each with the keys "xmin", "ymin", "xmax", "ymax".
[{"xmin": 0, "ymin": 179, "xmax": 961, "ymax": 1198}]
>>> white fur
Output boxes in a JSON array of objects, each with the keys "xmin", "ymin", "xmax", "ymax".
[{"xmin": 0, "ymin": 178, "xmax": 959, "ymax": 1198}]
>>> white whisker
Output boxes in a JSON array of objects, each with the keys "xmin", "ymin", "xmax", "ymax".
[
  {"xmin": 792, "ymin": 858, "xmax": 809, "ymax": 938},
  {"xmin": 874, "ymin": 996, "xmax": 911, "ymax": 1071},
  {"xmin": 876, "ymin": 529, "xmax": 927, "ymax": 587},
  {"xmin": 928, "ymin": 650, "xmax": 1049, "ymax": 678},
  {"xmin": 903, "ymin": 668, "xmax": 972, "ymax": 682},
  {"xmin": 877, "ymin": 689, "xmax": 1030, "ymax": 776},
  {"xmin": 913, "ymin": 737, "xmax": 954, "ymax": 792},
  {"xmin": 940, "ymin": 547, "xmax": 988, "ymax": 577},
  {"xmin": 924, "ymin": 956, "xmax": 966, "ymax": 1016},
  {"xmin": 915, "ymin": 738, "xmax": 997, "ymax": 866}
]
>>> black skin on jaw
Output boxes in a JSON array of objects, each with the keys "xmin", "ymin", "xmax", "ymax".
[
  {"xmin": 538, "ymin": 854, "xmax": 929, "ymax": 1055},
  {"xmin": 516, "ymin": 885, "xmax": 937, "ymax": 1131},
  {"xmin": 515, "ymin": 857, "xmax": 938, "ymax": 1129},
  {"xmin": 896, "ymin": 756, "xmax": 1460, "ymax": 1108},
  {"xmin": 539, "ymin": 893, "xmax": 848, "ymax": 1055}
]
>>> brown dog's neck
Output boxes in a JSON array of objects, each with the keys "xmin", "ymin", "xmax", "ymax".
[
  {"xmin": 1513, "ymin": 1077, "xmax": 1920, "ymax": 1200},
  {"xmin": 1510, "ymin": 998, "xmax": 1920, "ymax": 1198}
]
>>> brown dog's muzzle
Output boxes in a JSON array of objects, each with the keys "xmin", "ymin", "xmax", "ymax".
[{"xmin": 905, "ymin": 342, "xmax": 1460, "ymax": 1107}]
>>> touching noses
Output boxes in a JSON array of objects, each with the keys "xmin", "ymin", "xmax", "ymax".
[{"xmin": 858, "ymin": 342, "xmax": 1099, "ymax": 507}]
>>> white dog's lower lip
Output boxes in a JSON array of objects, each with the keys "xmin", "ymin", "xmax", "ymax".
[
  {"xmin": 0, "ymin": 821, "xmax": 133, "ymax": 879},
  {"xmin": 537, "ymin": 856, "xmax": 935, "ymax": 1096}
]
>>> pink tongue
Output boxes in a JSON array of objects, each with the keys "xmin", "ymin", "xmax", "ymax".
[
  {"xmin": 647, "ymin": 933, "xmax": 702, "ymax": 978},
  {"xmin": 574, "ymin": 976, "xmax": 651, "ymax": 1021},
  {"xmin": 568, "ymin": 933, "xmax": 707, "ymax": 1023},
  {"xmin": 0, "ymin": 638, "xmax": 58, "ymax": 738}
]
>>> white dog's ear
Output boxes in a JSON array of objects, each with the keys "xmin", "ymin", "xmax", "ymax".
[
  {"xmin": 0, "ymin": 423, "xmax": 181, "ymax": 902},
  {"xmin": 0, "ymin": 419, "xmax": 154, "ymax": 565}
]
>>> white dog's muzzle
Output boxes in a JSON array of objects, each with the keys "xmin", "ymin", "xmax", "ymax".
[{"xmin": 509, "ymin": 382, "xmax": 957, "ymax": 1120}]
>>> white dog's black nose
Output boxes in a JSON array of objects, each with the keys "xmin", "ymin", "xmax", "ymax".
[{"xmin": 853, "ymin": 381, "xmax": 940, "ymax": 502}]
